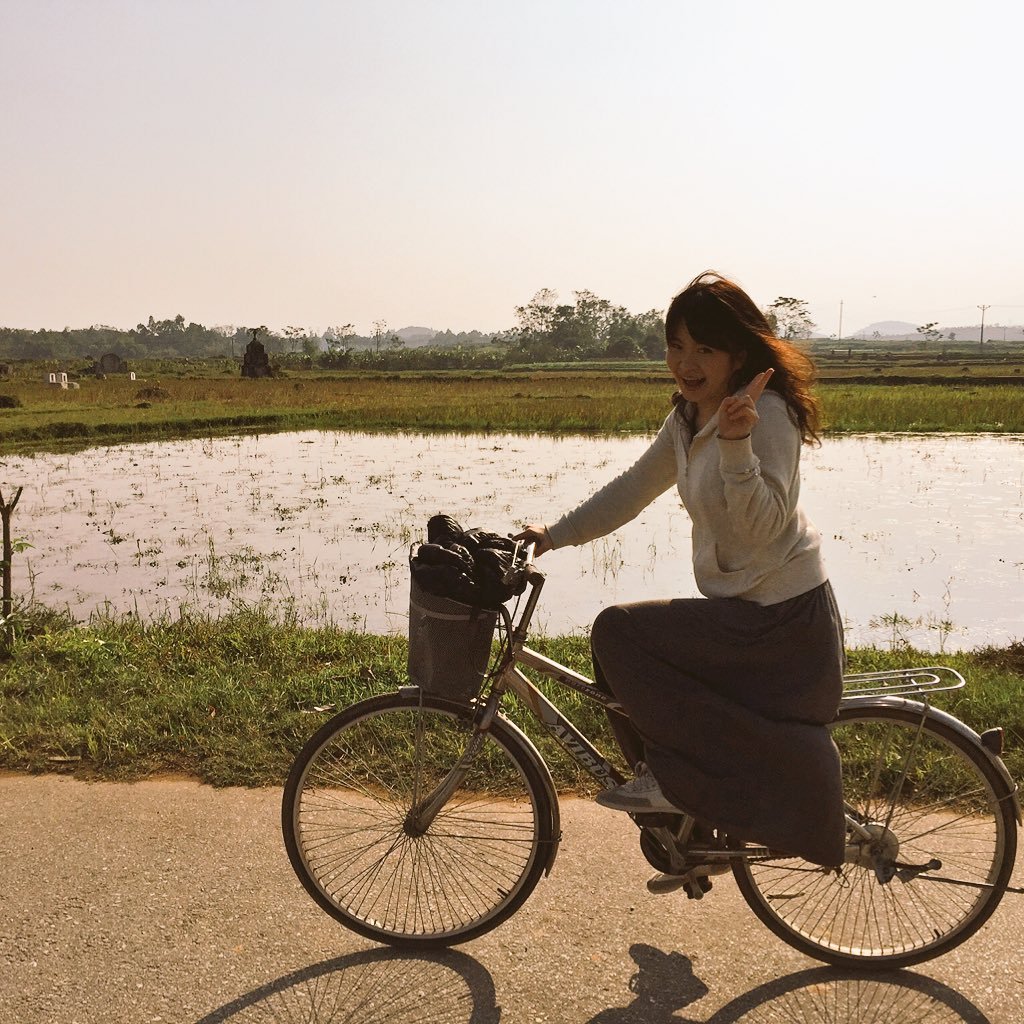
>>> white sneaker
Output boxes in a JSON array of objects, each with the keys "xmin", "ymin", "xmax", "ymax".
[{"xmin": 595, "ymin": 762, "xmax": 683, "ymax": 814}]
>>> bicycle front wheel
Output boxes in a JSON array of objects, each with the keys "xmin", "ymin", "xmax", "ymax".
[
  {"xmin": 282, "ymin": 690, "xmax": 556, "ymax": 947},
  {"xmin": 733, "ymin": 702, "xmax": 1018, "ymax": 968}
]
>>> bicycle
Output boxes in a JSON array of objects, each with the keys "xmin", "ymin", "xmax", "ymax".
[{"xmin": 282, "ymin": 543, "xmax": 1021, "ymax": 969}]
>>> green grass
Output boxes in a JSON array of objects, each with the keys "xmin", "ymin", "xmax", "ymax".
[
  {"xmin": 2, "ymin": 371, "xmax": 1024, "ymax": 453},
  {"xmin": 823, "ymin": 384, "xmax": 1024, "ymax": 432},
  {"xmin": 1, "ymin": 607, "xmax": 1022, "ymax": 792}
]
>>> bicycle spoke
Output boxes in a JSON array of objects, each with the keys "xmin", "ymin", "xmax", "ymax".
[{"xmin": 283, "ymin": 695, "xmax": 549, "ymax": 943}]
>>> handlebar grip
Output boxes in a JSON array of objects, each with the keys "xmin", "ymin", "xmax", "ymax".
[{"xmin": 502, "ymin": 539, "xmax": 538, "ymax": 587}]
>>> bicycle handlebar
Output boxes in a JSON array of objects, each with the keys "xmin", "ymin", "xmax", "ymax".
[
  {"xmin": 502, "ymin": 538, "xmax": 544, "ymax": 591},
  {"xmin": 503, "ymin": 540, "xmax": 535, "ymax": 583}
]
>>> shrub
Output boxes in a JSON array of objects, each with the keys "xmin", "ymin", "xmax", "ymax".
[{"xmin": 136, "ymin": 386, "xmax": 171, "ymax": 401}]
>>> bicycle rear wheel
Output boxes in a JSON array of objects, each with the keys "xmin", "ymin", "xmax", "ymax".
[
  {"xmin": 282, "ymin": 690, "xmax": 556, "ymax": 947},
  {"xmin": 733, "ymin": 702, "xmax": 1018, "ymax": 968}
]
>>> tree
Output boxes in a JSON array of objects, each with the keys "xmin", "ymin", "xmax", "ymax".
[
  {"xmin": 572, "ymin": 289, "xmax": 618, "ymax": 348},
  {"xmin": 283, "ymin": 326, "xmax": 307, "ymax": 354},
  {"xmin": 514, "ymin": 289, "xmax": 559, "ymax": 336},
  {"xmin": 371, "ymin": 320, "xmax": 388, "ymax": 355},
  {"xmin": 765, "ymin": 297, "xmax": 815, "ymax": 339},
  {"xmin": 508, "ymin": 289, "xmax": 666, "ymax": 362},
  {"xmin": 636, "ymin": 309, "xmax": 665, "ymax": 359},
  {"xmin": 326, "ymin": 323, "xmax": 355, "ymax": 346},
  {"xmin": 641, "ymin": 332, "xmax": 664, "ymax": 360},
  {"xmin": 606, "ymin": 335, "xmax": 642, "ymax": 359},
  {"xmin": 916, "ymin": 322, "xmax": 942, "ymax": 349},
  {"xmin": 324, "ymin": 323, "xmax": 355, "ymax": 362}
]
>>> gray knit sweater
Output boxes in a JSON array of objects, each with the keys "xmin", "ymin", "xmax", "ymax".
[{"xmin": 545, "ymin": 391, "xmax": 827, "ymax": 606}]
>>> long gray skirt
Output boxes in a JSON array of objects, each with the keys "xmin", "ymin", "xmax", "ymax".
[{"xmin": 590, "ymin": 582, "xmax": 846, "ymax": 866}]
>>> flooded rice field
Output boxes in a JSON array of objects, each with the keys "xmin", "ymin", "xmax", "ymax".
[{"xmin": 2, "ymin": 430, "xmax": 1023, "ymax": 651}]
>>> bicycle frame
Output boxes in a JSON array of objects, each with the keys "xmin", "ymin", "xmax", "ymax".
[
  {"xmin": 462, "ymin": 563, "xmax": 767, "ymax": 873},
  {"xmin": 482, "ymin": 562, "xmax": 625, "ymax": 785},
  {"xmin": 489, "ymin": 641, "xmax": 710, "ymax": 876},
  {"xmin": 468, "ymin": 561, "xmax": 1015, "ymax": 872},
  {"xmin": 413, "ymin": 552, "xmax": 1018, "ymax": 879}
]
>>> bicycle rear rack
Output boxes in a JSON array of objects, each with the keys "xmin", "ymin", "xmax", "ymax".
[{"xmin": 841, "ymin": 665, "xmax": 965, "ymax": 701}]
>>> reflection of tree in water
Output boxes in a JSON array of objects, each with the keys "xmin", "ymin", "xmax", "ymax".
[
  {"xmin": 587, "ymin": 950, "xmax": 992, "ymax": 1024},
  {"xmin": 196, "ymin": 948, "xmax": 499, "ymax": 1024}
]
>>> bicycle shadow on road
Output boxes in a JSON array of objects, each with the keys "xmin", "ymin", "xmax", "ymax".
[
  {"xmin": 193, "ymin": 946, "xmax": 501, "ymax": 1024},
  {"xmin": 585, "ymin": 944, "xmax": 993, "ymax": 1023}
]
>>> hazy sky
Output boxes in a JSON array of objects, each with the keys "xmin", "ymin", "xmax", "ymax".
[{"xmin": 3, "ymin": 0, "xmax": 1022, "ymax": 337}]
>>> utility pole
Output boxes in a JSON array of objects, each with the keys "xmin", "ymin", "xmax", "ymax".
[
  {"xmin": 978, "ymin": 304, "xmax": 990, "ymax": 349},
  {"xmin": 837, "ymin": 299, "xmax": 843, "ymax": 345}
]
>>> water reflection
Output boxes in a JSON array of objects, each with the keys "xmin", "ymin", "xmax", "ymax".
[{"xmin": 2, "ymin": 430, "xmax": 1022, "ymax": 649}]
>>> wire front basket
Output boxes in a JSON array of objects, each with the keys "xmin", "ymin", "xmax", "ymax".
[{"xmin": 407, "ymin": 574, "xmax": 498, "ymax": 703}]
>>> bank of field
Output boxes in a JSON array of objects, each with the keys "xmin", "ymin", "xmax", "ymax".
[
  {"xmin": 1, "ymin": 609, "xmax": 1022, "ymax": 792},
  {"xmin": 2, "ymin": 372, "xmax": 1024, "ymax": 451},
  {"xmin": 3, "ymin": 371, "xmax": 1023, "ymax": 789}
]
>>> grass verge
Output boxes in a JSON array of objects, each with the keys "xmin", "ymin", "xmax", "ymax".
[
  {"xmin": 2, "ymin": 606, "xmax": 1022, "ymax": 792},
  {"xmin": 3, "ymin": 375, "xmax": 1024, "ymax": 454}
]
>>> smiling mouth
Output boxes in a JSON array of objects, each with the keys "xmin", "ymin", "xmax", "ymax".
[{"xmin": 680, "ymin": 377, "xmax": 706, "ymax": 389}]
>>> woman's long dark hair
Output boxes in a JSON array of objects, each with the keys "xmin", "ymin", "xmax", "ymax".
[{"xmin": 665, "ymin": 271, "xmax": 822, "ymax": 445}]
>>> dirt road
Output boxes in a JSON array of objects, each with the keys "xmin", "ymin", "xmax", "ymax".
[{"xmin": 2, "ymin": 775, "xmax": 1022, "ymax": 1023}]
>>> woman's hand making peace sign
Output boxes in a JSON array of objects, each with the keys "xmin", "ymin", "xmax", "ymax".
[{"xmin": 717, "ymin": 368, "xmax": 775, "ymax": 441}]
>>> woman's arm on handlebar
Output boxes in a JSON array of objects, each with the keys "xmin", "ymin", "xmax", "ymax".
[{"xmin": 512, "ymin": 524, "xmax": 553, "ymax": 556}]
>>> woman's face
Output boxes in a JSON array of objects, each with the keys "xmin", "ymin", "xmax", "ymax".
[{"xmin": 666, "ymin": 323, "xmax": 745, "ymax": 417}]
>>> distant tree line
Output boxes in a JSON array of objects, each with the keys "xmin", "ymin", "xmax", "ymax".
[
  {"xmin": 0, "ymin": 315, "xmax": 507, "ymax": 365},
  {"xmin": 0, "ymin": 293, "xmax": 667, "ymax": 368},
  {"xmin": 0, "ymin": 290, "xmax": 824, "ymax": 369},
  {"xmin": 0, "ymin": 316, "xmax": 247, "ymax": 361}
]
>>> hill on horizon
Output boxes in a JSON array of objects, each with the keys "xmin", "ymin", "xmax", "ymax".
[
  {"xmin": 850, "ymin": 320, "xmax": 918, "ymax": 339},
  {"xmin": 394, "ymin": 326, "xmax": 435, "ymax": 346},
  {"xmin": 849, "ymin": 320, "xmax": 1024, "ymax": 342}
]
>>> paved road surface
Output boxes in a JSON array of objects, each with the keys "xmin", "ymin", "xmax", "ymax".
[{"xmin": 2, "ymin": 775, "xmax": 1022, "ymax": 1023}]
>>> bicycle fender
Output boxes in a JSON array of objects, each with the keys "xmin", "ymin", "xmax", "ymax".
[
  {"xmin": 840, "ymin": 696, "xmax": 1022, "ymax": 825},
  {"xmin": 492, "ymin": 711, "xmax": 562, "ymax": 876}
]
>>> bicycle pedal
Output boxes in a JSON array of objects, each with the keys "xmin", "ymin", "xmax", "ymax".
[
  {"xmin": 684, "ymin": 875, "xmax": 713, "ymax": 900},
  {"xmin": 648, "ymin": 868, "xmax": 720, "ymax": 897}
]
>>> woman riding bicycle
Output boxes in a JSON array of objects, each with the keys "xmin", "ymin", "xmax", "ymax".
[{"xmin": 516, "ymin": 271, "xmax": 846, "ymax": 884}]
